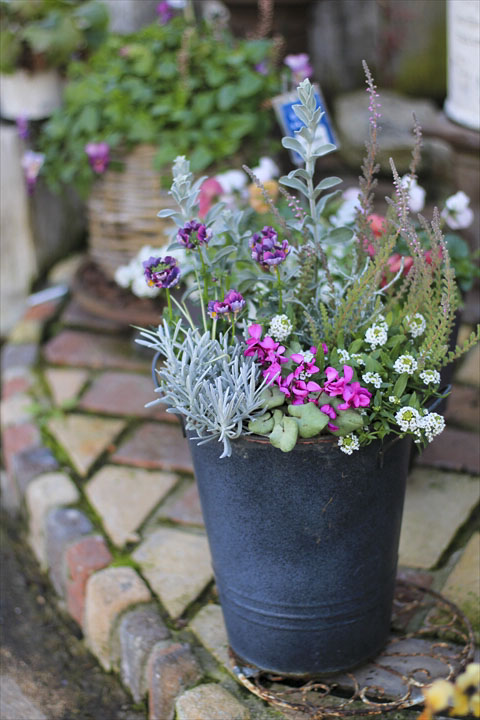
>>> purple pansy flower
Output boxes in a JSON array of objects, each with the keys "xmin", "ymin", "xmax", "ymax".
[
  {"xmin": 85, "ymin": 142, "xmax": 110, "ymax": 174},
  {"xmin": 177, "ymin": 221, "xmax": 212, "ymax": 249},
  {"xmin": 143, "ymin": 255, "xmax": 180, "ymax": 289},
  {"xmin": 255, "ymin": 61, "xmax": 268, "ymax": 75},
  {"xmin": 249, "ymin": 226, "xmax": 290, "ymax": 271},
  {"xmin": 208, "ymin": 289, "xmax": 245, "ymax": 320},
  {"xmin": 156, "ymin": 1, "xmax": 173, "ymax": 24},
  {"xmin": 21, "ymin": 150, "xmax": 45, "ymax": 194},
  {"xmin": 16, "ymin": 116, "xmax": 29, "ymax": 140},
  {"xmin": 284, "ymin": 53, "xmax": 313, "ymax": 83}
]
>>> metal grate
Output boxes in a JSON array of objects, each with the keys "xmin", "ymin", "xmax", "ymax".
[{"xmin": 230, "ymin": 579, "xmax": 475, "ymax": 717}]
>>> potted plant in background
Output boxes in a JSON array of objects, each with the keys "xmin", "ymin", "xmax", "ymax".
[
  {"xmin": 136, "ymin": 70, "xmax": 479, "ymax": 675},
  {"xmin": 0, "ymin": 0, "xmax": 108, "ymax": 119},
  {"xmin": 37, "ymin": 9, "xmax": 281, "ymax": 289}
]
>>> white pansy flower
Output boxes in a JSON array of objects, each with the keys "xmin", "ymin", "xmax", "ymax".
[
  {"xmin": 365, "ymin": 324, "xmax": 388, "ymax": 348},
  {"xmin": 406, "ymin": 313, "xmax": 426, "ymax": 338},
  {"xmin": 419, "ymin": 369, "xmax": 441, "ymax": 385},
  {"xmin": 131, "ymin": 274, "xmax": 160, "ymax": 298},
  {"xmin": 362, "ymin": 372, "xmax": 382, "ymax": 388},
  {"xmin": 441, "ymin": 191, "xmax": 474, "ymax": 230},
  {"xmin": 395, "ymin": 406, "xmax": 420, "ymax": 431},
  {"xmin": 338, "ymin": 433, "xmax": 360, "ymax": 454},
  {"xmin": 419, "ymin": 412, "xmax": 445, "ymax": 442},
  {"xmin": 401, "ymin": 175, "xmax": 426, "ymax": 213},
  {"xmin": 252, "ymin": 157, "xmax": 279, "ymax": 183},
  {"xmin": 393, "ymin": 355, "xmax": 418, "ymax": 374},
  {"xmin": 267, "ymin": 314, "xmax": 292, "ymax": 342}
]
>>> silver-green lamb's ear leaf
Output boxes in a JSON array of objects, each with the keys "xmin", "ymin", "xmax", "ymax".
[
  {"xmin": 279, "ymin": 175, "xmax": 309, "ymax": 196},
  {"xmin": 314, "ymin": 177, "xmax": 343, "ymax": 194},
  {"xmin": 328, "ymin": 226, "xmax": 354, "ymax": 243},
  {"xmin": 157, "ymin": 208, "xmax": 178, "ymax": 218},
  {"xmin": 281, "ymin": 136, "xmax": 305, "ymax": 155},
  {"xmin": 291, "ymin": 103, "xmax": 310, "ymax": 126},
  {"xmin": 289, "ymin": 168, "xmax": 311, "ymax": 181},
  {"xmin": 211, "ymin": 246, "xmax": 237, "ymax": 263},
  {"xmin": 312, "ymin": 142, "xmax": 337, "ymax": 157}
]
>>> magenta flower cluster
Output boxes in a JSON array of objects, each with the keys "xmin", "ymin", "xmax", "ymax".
[
  {"xmin": 249, "ymin": 226, "xmax": 290, "ymax": 271},
  {"xmin": 143, "ymin": 256, "xmax": 180, "ymax": 289},
  {"xmin": 244, "ymin": 325, "xmax": 372, "ymax": 426},
  {"xmin": 177, "ymin": 221, "xmax": 212, "ymax": 249},
  {"xmin": 208, "ymin": 290, "xmax": 245, "ymax": 320}
]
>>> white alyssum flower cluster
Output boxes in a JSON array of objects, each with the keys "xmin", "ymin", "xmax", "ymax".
[
  {"xmin": 395, "ymin": 406, "xmax": 445, "ymax": 443},
  {"xmin": 351, "ymin": 354, "xmax": 365, "ymax": 366},
  {"xmin": 365, "ymin": 316, "xmax": 389, "ymax": 348},
  {"xmin": 419, "ymin": 412, "xmax": 445, "ymax": 442},
  {"xmin": 419, "ymin": 369, "xmax": 441, "ymax": 385},
  {"xmin": 362, "ymin": 372, "xmax": 382, "ymax": 388},
  {"xmin": 406, "ymin": 313, "xmax": 426, "ymax": 338},
  {"xmin": 338, "ymin": 433, "xmax": 360, "ymax": 454},
  {"xmin": 395, "ymin": 406, "xmax": 420, "ymax": 431},
  {"xmin": 337, "ymin": 348, "xmax": 350, "ymax": 363},
  {"xmin": 268, "ymin": 314, "xmax": 292, "ymax": 342},
  {"xmin": 393, "ymin": 354, "xmax": 418, "ymax": 375}
]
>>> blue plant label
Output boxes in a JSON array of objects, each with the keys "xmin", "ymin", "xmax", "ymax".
[{"xmin": 272, "ymin": 84, "xmax": 337, "ymax": 166}]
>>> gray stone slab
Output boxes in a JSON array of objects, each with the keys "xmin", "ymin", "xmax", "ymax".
[
  {"xmin": 45, "ymin": 507, "xmax": 93, "ymax": 596},
  {"xmin": 0, "ymin": 676, "xmax": 47, "ymax": 720},
  {"xmin": 176, "ymin": 684, "xmax": 250, "ymax": 720},
  {"xmin": 190, "ymin": 605, "xmax": 230, "ymax": 671},
  {"xmin": 399, "ymin": 468, "xmax": 480, "ymax": 569}
]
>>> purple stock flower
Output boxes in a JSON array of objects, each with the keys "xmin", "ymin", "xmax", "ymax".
[
  {"xmin": 177, "ymin": 221, "xmax": 212, "ymax": 249},
  {"xmin": 16, "ymin": 116, "xmax": 29, "ymax": 140},
  {"xmin": 85, "ymin": 142, "xmax": 110, "ymax": 174},
  {"xmin": 156, "ymin": 1, "xmax": 173, "ymax": 24},
  {"xmin": 255, "ymin": 61, "xmax": 268, "ymax": 75},
  {"xmin": 208, "ymin": 289, "xmax": 245, "ymax": 320},
  {"xmin": 21, "ymin": 150, "xmax": 45, "ymax": 194},
  {"xmin": 143, "ymin": 255, "xmax": 180, "ymax": 289},
  {"xmin": 249, "ymin": 226, "xmax": 290, "ymax": 271},
  {"xmin": 284, "ymin": 53, "xmax": 313, "ymax": 83}
]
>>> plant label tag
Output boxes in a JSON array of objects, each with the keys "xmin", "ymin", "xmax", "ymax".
[{"xmin": 272, "ymin": 85, "xmax": 337, "ymax": 166}]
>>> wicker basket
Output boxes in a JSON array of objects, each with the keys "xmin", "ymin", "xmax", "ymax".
[{"xmin": 87, "ymin": 144, "xmax": 173, "ymax": 279}]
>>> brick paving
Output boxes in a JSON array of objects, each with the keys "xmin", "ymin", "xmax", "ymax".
[{"xmin": 1, "ymin": 290, "xmax": 479, "ymax": 720}]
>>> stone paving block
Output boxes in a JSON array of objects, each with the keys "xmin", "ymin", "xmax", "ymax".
[
  {"xmin": 416, "ymin": 427, "xmax": 480, "ymax": 475},
  {"xmin": 0, "ymin": 675, "xmax": 48, "ymax": 720},
  {"xmin": 147, "ymin": 642, "xmax": 201, "ymax": 720},
  {"xmin": 190, "ymin": 605, "xmax": 230, "ymax": 670},
  {"xmin": 83, "ymin": 566, "xmax": 151, "ymax": 670},
  {"xmin": 8, "ymin": 318, "xmax": 42, "ymax": 344},
  {"xmin": 23, "ymin": 298, "xmax": 61, "ymax": 323},
  {"xmin": 48, "ymin": 414, "xmax": 125, "ymax": 476},
  {"xmin": 112, "ymin": 422, "xmax": 193, "ymax": 475},
  {"xmin": 446, "ymin": 384, "xmax": 480, "ymax": 430},
  {"xmin": 111, "ymin": 605, "xmax": 170, "ymax": 703},
  {"xmin": 78, "ymin": 370, "xmax": 173, "ymax": 421},
  {"xmin": 157, "ymin": 482, "xmax": 205, "ymax": 527},
  {"xmin": 11, "ymin": 445, "xmax": 59, "ymax": 495},
  {"xmin": 442, "ymin": 533, "xmax": 480, "ymax": 629},
  {"xmin": 0, "ymin": 469, "xmax": 19, "ymax": 514},
  {"xmin": 399, "ymin": 468, "xmax": 480, "ymax": 569},
  {"xmin": 2, "ymin": 422, "xmax": 41, "ymax": 474},
  {"xmin": 61, "ymin": 299, "xmax": 126, "ymax": 333},
  {"xmin": 43, "ymin": 329, "xmax": 149, "ymax": 371},
  {"xmin": 1, "ymin": 371, "xmax": 32, "ymax": 400},
  {"xmin": 44, "ymin": 368, "xmax": 89, "ymax": 407},
  {"xmin": 1, "ymin": 343, "xmax": 37, "ymax": 372},
  {"xmin": 175, "ymin": 684, "xmax": 250, "ymax": 720},
  {"xmin": 456, "ymin": 344, "xmax": 480, "ymax": 387},
  {"xmin": 133, "ymin": 527, "xmax": 212, "ymax": 619},
  {"xmin": 45, "ymin": 507, "xmax": 93, "ymax": 597},
  {"xmin": 86, "ymin": 465, "xmax": 178, "ymax": 547},
  {"xmin": 25, "ymin": 472, "xmax": 80, "ymax": 567},
  {"xmin": 0, "ymin": 392, "xmax": 32, "ymax": 428},
  {"xmin": 65, "ymin": 535, "xmax": 112, "ymax": 625}
]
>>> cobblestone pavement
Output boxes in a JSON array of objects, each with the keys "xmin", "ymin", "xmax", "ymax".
[{"xmin": 1, "ymin": 278, "xmax": 479, "ymax": 720}]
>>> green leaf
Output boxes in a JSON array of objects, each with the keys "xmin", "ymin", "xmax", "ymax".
[
  {"xmin": 237, "ymin": 71, "xmax": 264, "ymax": 98},
  {"xmin": 328, "ymin": 227, "xmax": 354, "ymax": 243},
  {"xmin": 189, "ymin": 146, "xmax": 214, "ymax": 172},
  {"xmin": 393, "ymin": 373, "xmax": 409, "ymax": 397},
  {"xmin": 217, "ymin": 83, "xmax": 238, "ymax": 111}
]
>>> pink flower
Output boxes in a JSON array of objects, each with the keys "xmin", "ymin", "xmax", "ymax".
[
  {"xmin": 279, "ymin": 375, "xmax": 321, "ymax": 404},
  {"xmin": 85, "ymin": 142, "xmax": 110, "ymax": 174},
  {"xmin": 322, "ymin": 365, "xmax": 353, "ymax": 397},
  {"xmin": 337, "ymin": 382, "xmax": 372, "ymax": 410},
  {"xmin": 284, "ymin": 53, "xmax": 313, "ymax": 83},
  {"xmin": 320, "ymin": 403, "xmax": 339, "ymax": 431},
  {"xmin": 290, "ymin": 346, "xmax": 320, "ymax": 379},
  {"xmin": 367, "ymin": 213, "xmax": 387, "ymax": 239},
  {"xmin": 198, "ymin": 177, "xmax": 223, "ymax": 218},
  {"xmin": 244, "ymin": 325, "xmax": 288, "ymax": 380}
]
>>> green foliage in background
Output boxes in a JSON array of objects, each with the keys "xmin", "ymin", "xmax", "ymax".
[
  {"xmin": 0, "ymin": 0, "xmax": 109, "ymax": 73},
  {"xmin": 39, "ymin": 16, "xmax": 281, "ymax": 196}
]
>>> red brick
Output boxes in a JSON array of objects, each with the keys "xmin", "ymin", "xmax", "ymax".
[
  {"xmin": 147, "ymin": 642, "xmax": 201, "ymax": 720},
  {"xmin": 446, "ymin": 384, "xmax": 480, "ymax": 431},
  {"xmin": 65, "ymin": 535, "xmax": 112, "ymax": 625},
  {"xmin": 2, "ymin": 422, "xmax": 41, "ymax": 474},
  {"xmin": 112, "ymin": 422, "xmax": 193, "ymax": 474},
  {"xmin": 78, "ymin": 371, "xmax": 173, "ymax": 421},
  {"xmin": 417, "ymin": 427, "xmax": 480, "ymax": 475},
  {"xmin": 61, "ymin": 300, "xmax": 127, "ymax": 333},
  {"xmin": 23, "ymin": 299, "xmax": 61, "ymax": 323},
  {"xmin": 1, "ymin": 343, "xmax": 37, "ymax": 372},
  {"xmin": 43, "ymin": 330, "xmax": 149, "ymax": 372}
]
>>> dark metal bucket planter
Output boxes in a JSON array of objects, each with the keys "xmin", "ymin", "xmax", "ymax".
[{"xmin": 188, "ymin": 432, "xmax": 412, "ymax": 677}]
